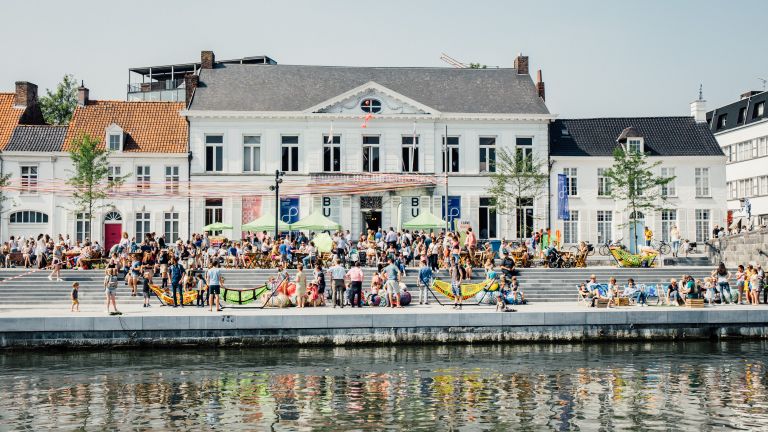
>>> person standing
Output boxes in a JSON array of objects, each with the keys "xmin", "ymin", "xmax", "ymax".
[
  {"xmin": 465, "ymin": 227, "xmax": 477, "ymax": 265},
  {"xmin": 195, "ymin": 273, "xmax": 207, "ymax": 307},
  {"xmin": 329, "ymin": 260, "xmax": 347, "ymax": 308},
  {"xmin": 142, "ymin": 264, "xmax": 153, "ymax": 308},
  {"xmin": 295, "ymin": 264, "xmax": 307, "ymax": 308},
  {"xmin": 670, "ymin": 225, "xmax": 681, "ymax": 257},
  {"xmin": 206, "ymin": 261, "xmax": 223, "ymax": 312},
  {"xmin": 383, "ymin": 257, "xmax": 401, "ymax": 308},
  {"xmin": 104, "ymin": 266, "xmax": 120, "ymax": 314},
  {"xmin": 70, "ymin": 282, "xmax": 80, "ymax": 312},
  {"xmin": 346, "ymin": 262, "xmax": 364, "ymax": 307},
  {"xmin": 169, "ymin": 258, "xmax": 186, "ymax": 308},
  {"xmin": 417, "ymin": 259, "xmax": 433, "ymax": 305},
  {"xmin": 450, "ymin": 263, "xmax": 464, "ymax": 309},
  {"xmin": 712, "ymin": 263, "xmax": 732, "ymax": 305},
  {"xmin": 644, "ymin": 226, "xmax": 653, "ymax": 247}
]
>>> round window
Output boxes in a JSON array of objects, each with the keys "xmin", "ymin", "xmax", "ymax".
[{"xmin": 360, "ymin": 98, "xmax": 382, "ymax": 114}]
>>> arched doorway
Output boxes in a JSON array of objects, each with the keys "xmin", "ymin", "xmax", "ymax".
[{"xmin": 104, "ymin": 211, "xmax": 123, "ymax": 251}]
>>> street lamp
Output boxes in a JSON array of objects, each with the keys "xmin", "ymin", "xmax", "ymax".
[{"xmin": 269, "ymin": 170, "xmax": 285, "ymax": 240}]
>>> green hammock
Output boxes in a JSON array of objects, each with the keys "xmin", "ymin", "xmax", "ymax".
[{"xmin": 221, "ymin": 285, "xmax": 269, "ymax": 304}]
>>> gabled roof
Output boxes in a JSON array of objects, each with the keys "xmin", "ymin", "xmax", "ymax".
[
  {"xmin": 6, "ymin": 125, "xmax": 67, "ymax": 152},
  {"xmin": 0, "ymin": 93, "xmax": 27, "ymax": 150},
  {"xmin": 190, "ymin": 64, "xmax": 549, "ymax": 114},
  {"xmin": 550, "ymin": 117, "xmax": 724, "ymax": 157},
  {"xmin": 64, "ymin": 101, "xmax": 187, "ymax": 153}
]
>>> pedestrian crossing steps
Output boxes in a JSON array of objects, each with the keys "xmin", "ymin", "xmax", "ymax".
[{"xmin": 0, "ymin": 267, "xmax": 716, "ymax": 306}]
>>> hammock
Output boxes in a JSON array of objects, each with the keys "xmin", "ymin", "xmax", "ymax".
[
  {"xmin": 609, "ymin": 246, "xmax": 657, "ymax": 268},
  {"xmin": 222, "ymin": 285, "xmax": 269, "ymax": 305},
  {"xmin": 432, "ymin": 279, "xmax": 498, "ymax": 301},
  {"xmin": 149, "ymin": 284, "xmax": 198, "ymax": 305}
]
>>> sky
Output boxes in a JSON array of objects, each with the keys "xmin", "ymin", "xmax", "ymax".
[{"xmin": 1, "ymin": 0, "xmax": 766, "ymax": 118}]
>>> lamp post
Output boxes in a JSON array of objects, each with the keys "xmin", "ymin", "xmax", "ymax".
[{"xmin": 269, "ymin": 170, "xmax": 285, "ymax": 240}]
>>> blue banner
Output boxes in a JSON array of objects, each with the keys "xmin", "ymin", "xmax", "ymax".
[
  {"xmin": 557, "ymin": 174, "xmax": 570, "ymax": 220},
  {"xmin": 280, "ymin": 197, "xmax": 300, "ymax": 224},
  {"xmin": 441, "ymin": 196, "xmax": 461, "ymax": 230}
]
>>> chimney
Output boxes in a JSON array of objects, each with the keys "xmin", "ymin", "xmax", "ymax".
[
  {"xmin": 77, "ymin": 81, "xmax": 89, "ymax": 106},
  {"xmin": 513, "ymin": 53, "xmax": 529, "ymax": 75},
  {"xmin": 14, "ymin": 81, "xmax": 38, "ymax": 107},
  {"xmin": 690, "ymin": 84, "xmax": 707, "ymax": 123},
  {"xmin": 536, "ymin": 69, "xmax": 546, "ymax": 101},
  {"xmin": 184, "ymin": 73, "xmax": 199, "ymax": 106},
  {"xmin": 201, "ymin": 50, "xmax": 215, "ymax": 69}
]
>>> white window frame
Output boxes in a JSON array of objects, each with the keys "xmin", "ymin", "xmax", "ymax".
[
  {"xmin": 478, "ymin": 197, "xmax": 497, "ymax": 239},
  {"xmin": 362, "ymin": 136, "xmax": 381, "ymax": 173},
  {"xmin": 323, "ymin": 135, "xmax": 342, "ymax": 173},
  {"xmin": 401, "ymin": 136, "xmax": 419, "ymax": 173},
  {"xmin": 135, "ymin": 212, "xmax": 151, "ymax": 242},
  {"xmin": 695, "ymin": 209, "xmax": 710, "ymax": 243},
  {"xmin": 695, "ymin": 167, "xmax": 710, "ymax": 197},
  {"xmin": 20, "ymin": 165, "xmax": 38, "ymax": 194},
  {"xmin": 105, "ymin": 124, "xmax": 123, "ymax": 152},
  {"xmin": 597, "ymin": 168, "xmax": 612, "ymax": 197},
  {"xmin": 9, "ymin": 211, "xmax": 49, "ymax": 224},
  {"xmin": 136, "ymin": 165, "xmax": 151, "ymax": 192},
  {"xmin": 75, "ymin": 212, "xmax": 90, "ymax": 243},
  {"xmin": 478, "ymin": 136, "xmax": 496, "ymax": 173},
  {"xmin": 563, "ymin": 167, "xmax": 578, "ymax": 196},
  {"xmin": 442, "ymin": 136, "xmax": 460, "ymax": 173},
  {"xmin": 596, "ymin": 210, "xmax": 612, "ymax": 244},
  {"xmin": 165, "ymin": 166, "xmax": 179, "ymax": 193},
  {"xmin": 627, "ymin": 138, "xmax": 644, "ymax": 153},
  {"xmin": 163, "ymin": 212, "xmax": 180, "ymax": 242},
  {"xmin": 281, "ymin": 135, "xmax": 300, "ymax": 172},
  {"xmin": 563, "ymin": 210, "xmax": 579, "ymax": 244},
  {"xmin": 205, "ymin": 134, "xmax": 224, "ymax": 172},
  {"xmin": 660, "ymin": 167, "xmax": 676, "ymax": 197},
  {"xmin": 243, "ymin": 135, "xmax": 261, "ymax": 173},
  {"xmin": 661, "ymin": 210, "xmax": 677, "ymax": 242},
  {"xmin": 515, "ymin": 137, "xmax": 534, "ymax": 165}
]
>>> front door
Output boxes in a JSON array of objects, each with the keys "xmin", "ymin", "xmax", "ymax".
[
  {"xmin": 104, "ymin": 224, "xmax": 122, "ymax": 251},
  {"xmin": 362, "ymin": 210, "xmax": 382, "ymax": 233}
]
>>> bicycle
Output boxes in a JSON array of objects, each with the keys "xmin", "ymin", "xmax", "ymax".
[
  {"xmin": 598, "ymin": 238, "xmax": 624, "ymax": 256},
  {"xmin": 649, "ymin": 239, "xmax": 671, "ymax": 255},
  {"xmin": 568, "ymin": 242, "xmax": 596, "ymax": 256}
]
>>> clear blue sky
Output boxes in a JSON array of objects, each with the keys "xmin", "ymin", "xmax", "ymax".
[{"xmin": 2, "ymin": 0, "xmax": 766, "ymax": 117}]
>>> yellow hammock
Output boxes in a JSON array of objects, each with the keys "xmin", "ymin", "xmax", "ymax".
[
  {"xmin": 150, "ymin": 284, "xmax": 198, "ymax": 305},
  {"xmin": 609, "ymin": 246, "xmax": 657, "ymax": 268},
  {"xmin": 432, "ymin": 279, "xmax": 498, "ymax": 301}
]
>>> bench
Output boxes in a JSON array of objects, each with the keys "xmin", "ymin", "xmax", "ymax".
[{"xmin": 685, "ymin": 298, "xmax": 705, "ymax": 308}]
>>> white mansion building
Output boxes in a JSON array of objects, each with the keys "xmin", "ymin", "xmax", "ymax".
[{"xmin": 0, "ymin": 51, "xmax": 727, "ymax": 248}]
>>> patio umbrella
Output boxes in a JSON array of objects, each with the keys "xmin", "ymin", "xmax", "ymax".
[
  {"xmin": 241, "ymin": 214, "xmax": 290, "ymax": 232},
  {"xmin": 291, "ymin": 210, "xmax": 341, "ymax": 232},
  {"xmin": 313, "ymin": 232, "xmax": 334, "ymax": 253},
  {"xmin": 402, "ymin": 211, "xmax": 446, "ymax": 230},
  {"xmin": 203, "ymin": 222, "xmax": 233, "ymax": 232}
]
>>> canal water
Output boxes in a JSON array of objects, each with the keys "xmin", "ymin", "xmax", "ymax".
[{"xmin": 1, "ymin": 341, "xmax": 767, "ymax": 431}]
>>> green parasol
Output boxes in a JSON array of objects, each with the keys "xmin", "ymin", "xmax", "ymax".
[
  {"xmin": 312, "ymin": 232, "xmax": 334, "ymax": 253},
  {"xmin": 402, "ymin": 211, "xmax": 446, "ymax": 230},
  {"xmin": 241, "ymin": 214, "xmax": 290, "ymax": 232},
  {"xmin": 291, "ymin": 210, "xmax": 341, "ymax": 231},
  {"xmin": 203, "ymin": 222, "xmax": 233, "ymax": 231}
]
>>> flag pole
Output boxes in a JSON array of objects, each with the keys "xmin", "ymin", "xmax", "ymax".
[{"xmin": 444, "ymin": 124, "xmax": 449, "ymax": 233}]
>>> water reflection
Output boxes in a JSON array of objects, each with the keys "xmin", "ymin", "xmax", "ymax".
[{"xmin": 1, "ymin": 342, "xmax": 767, "ymax": 430}]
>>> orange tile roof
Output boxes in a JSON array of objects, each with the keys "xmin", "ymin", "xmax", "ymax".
[
  {"xmin": 64, "ymin": 100, "xmax": 187, "ymax": 153},
  {"xmin": 0, "ymin": 93, "xmax": 26, "ymax": 150}
]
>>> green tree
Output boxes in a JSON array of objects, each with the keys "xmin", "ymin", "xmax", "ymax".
[
  {"xmin": 0, "ymin": 172, "xmax": 14, "ymax": 240},
  {"xmin": 486, "ymin": 148, "xmax": 548, "ymax": 241},
  {"xmin": 39, "ymin": 74, "xmax": 78, "ymax": 125},
  {"xmin": 468, "ymin": 63, "xmax": 487, "ymax": 69},
  {"xmin": 67, "ymin": 134, "xmax": 125, "ymax": 235},
  {"xmin": 602, "ymin": 144, "xmax": 675, "ymax": 252}
]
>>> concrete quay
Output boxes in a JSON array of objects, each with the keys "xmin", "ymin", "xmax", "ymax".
[{"xmin": 1, "ymin": 302, "xmax": 767, "ymax": 349}]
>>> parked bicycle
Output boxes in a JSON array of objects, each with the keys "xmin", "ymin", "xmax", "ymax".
[
  {"xmin": 649, "ymin": 239, "xmax": 672, "ymax": 255},
  {"xmin": 598, "ymin": 238, "xmax": 625, "ymax": 256},
  {"xmin": 568, "ymin": 242, "xmax": 595, "ymax": 256}
]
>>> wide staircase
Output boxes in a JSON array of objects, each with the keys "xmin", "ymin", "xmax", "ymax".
[{"xmin": 0, "ymin": 266, "xmax": 717, "ymax": 307}]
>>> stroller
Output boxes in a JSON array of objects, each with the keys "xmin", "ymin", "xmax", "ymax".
[{"xmin": 547, "ymin": 248, "xmax": 565, "ymax": 268}]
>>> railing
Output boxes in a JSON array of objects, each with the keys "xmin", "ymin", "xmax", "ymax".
[{"xmin": 127, "ymin": 78, "xmax": 185, "ymax": 93}]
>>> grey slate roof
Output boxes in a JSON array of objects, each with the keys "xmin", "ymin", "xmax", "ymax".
[
  {"xmin": 706, "ymin": 90, "xmax": 768, "ymax": 133},
  {"xmin": 190, "ymin": 64, "xmax": 549, "ymax": 114},
  {"xmin": 6, "ymin": 125, "xmax": 67, "ymax": 152},
  {"xmin": 549, "ymin": 117, "xmax": 724, "ymax": 157}
]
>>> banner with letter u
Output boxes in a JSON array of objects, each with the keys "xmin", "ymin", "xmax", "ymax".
[{"xmin": 557, "ymin": 174, "xmax": 570, "ymax": 220}]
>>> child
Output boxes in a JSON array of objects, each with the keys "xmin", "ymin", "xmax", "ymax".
[
  {"xmin": 196, "ymin": 273, "xmax": 207, "ymax": 307},
  {"xmin": 71, "ymin": 282, "xmax": 80, "ymax": 312},
  {"xmin": 142, "ymin": 265, "xmax": 153, "ymax": 308},
  {"xmin": 495, "ymin": 278, "xmax": 507, "ymax": 312}
]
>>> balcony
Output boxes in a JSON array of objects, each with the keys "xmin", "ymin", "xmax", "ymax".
[{"xmin": 127, "ymin": 79, "xmax": 185, "ymax": 102}]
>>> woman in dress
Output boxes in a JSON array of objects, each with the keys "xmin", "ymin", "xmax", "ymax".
[{"xmin": 294, "ymin": 263, "xmax": 307, "ymax": 308}]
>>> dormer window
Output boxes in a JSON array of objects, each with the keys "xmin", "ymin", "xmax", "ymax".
[
  {"xmin": 105, "ymin": 123, "xmax": 124, "ymax": 152},
  {"xmin": 628, "ymin": 138, "xmax": 643, "ymax": 153}
]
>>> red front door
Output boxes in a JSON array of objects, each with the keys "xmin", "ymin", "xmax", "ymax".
[{"xmin": 104, "ymin": 224, "xmax": 122, "ymax": 251}]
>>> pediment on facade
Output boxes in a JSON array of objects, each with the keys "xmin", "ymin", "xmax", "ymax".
[{"xmin": 305, "ymin": 81, "xmax": 438, "ymax": 116}]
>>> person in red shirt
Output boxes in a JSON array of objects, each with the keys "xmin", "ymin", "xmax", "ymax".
[
  {"xmin": 346, "ymin": 262, "xmax": 365, "ymax": 307},
  {"xmin": 465, "ymin": 227, "xmax": 477, "ymax": 264}
]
